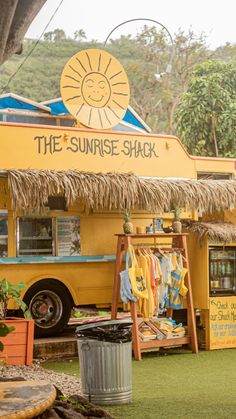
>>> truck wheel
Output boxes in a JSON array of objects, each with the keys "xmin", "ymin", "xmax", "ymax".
[{"xmin": 24, "ymin": 279, "xmax": 72, "ymax": 338}]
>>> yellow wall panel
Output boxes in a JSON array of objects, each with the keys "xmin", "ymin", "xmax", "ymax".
[{"xmin": 187, "ymin": 233, "xmax": 209, "ymax": 309}]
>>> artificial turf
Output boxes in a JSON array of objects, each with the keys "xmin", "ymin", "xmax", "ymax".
[{"xmin": 43, "ymin": 348, "xmax": 236, "ymax": 419}]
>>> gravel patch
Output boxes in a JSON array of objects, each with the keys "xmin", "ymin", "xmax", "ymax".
[{"xmin": 0, "ymin": 360, "xmax": 81, "ymax": 396}]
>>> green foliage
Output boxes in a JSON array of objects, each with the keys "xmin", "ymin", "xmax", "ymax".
[
  {"xmin": 173, "ymin": 207, "xmax": 181, "ymax": 220},
  {"xmin": 98, "ymin": 310, "xmax": 109, "ymax": 316},
  {"xmin": 175, "ymin": 60, "xmax": 236, "ymax": 157},
  {"xmin": 43, "ymin": 29, "xmax": 67, "ymax": 42},
  {"xmin": 123, "ymin": 209, "xmax": 131, "ymax": 223},
  {"xmin": 0, "ymin": 278, "xmax": 29, "ymax": 352},
  {"xmin": 73, "ymin": 29, "xmax": 86, "ymax": 41},
  {"xmin": 0, "ymin": 278, "xmax": 31, "ymax": 319},
  {"xmin": 72, "ymin": 310, "xmax": 89, "ymax": 319}
]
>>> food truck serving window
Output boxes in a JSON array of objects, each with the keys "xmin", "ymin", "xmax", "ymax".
[
  {"xmin": 0, "ymin": 210, "xmax": 8, "ymax": 257},
  {"xmin": 17, "ymin": 218, "xmax": 55, "ymax": 257},
  {"xmin": 16, "ymin": 216, "xmax": 80, "ymax": 257}
]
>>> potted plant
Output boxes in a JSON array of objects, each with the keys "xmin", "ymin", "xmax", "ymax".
[
  {"xmin": 123, "ymin": 209, "xmax": 133, "ymax": 234},
  {"xmin": 0, "ymin": 278, "xmax": 34, "ymax": 365},
  {"xmin": 172, "ymin": 208, "xmax": 182, "ymax": 233}
]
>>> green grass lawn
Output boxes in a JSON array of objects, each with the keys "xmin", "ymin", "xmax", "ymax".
[{"xmin": 43, "ymin": 348, "xmax": 236, "ymax": 419}]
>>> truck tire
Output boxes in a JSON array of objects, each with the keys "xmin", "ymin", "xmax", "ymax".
[{"xmin": 24, "ymin": 279, "xmax": 72, "ymax": 338}]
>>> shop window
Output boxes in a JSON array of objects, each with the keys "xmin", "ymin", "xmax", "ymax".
[
  {"xmin": 17, "ymin": 218, "xmax": 55, "ymax": 257},
  {"xmin": 57, "ymin": 216, "xmax": 80, "ymax": 256},
  {"xmin": 0, "ymin": 210, "xmax": 8, "ymax": 257}
]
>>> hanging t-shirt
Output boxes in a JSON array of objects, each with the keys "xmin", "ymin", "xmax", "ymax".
[
  {"xmin": 165, "ymin": 255, "xmax": 188, "ymax": 310},
  {"xmin": 137, "ymin": 253, "xmax": 155, "ymax": 320}
]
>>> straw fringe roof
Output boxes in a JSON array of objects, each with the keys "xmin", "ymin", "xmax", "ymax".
[
  {"xmin": 184, "ymin": 221, "xmax": 236, "ymax": 244},
  {"xmin": 7, "ymin": 169, "xmax": 236, "ymax": 214}
]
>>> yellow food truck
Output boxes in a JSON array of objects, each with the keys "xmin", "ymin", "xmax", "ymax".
[{"xmin": 0, "ymin": 49, "xmax": 235, "ymax": 346}]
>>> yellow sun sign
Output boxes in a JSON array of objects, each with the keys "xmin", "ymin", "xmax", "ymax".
[{"xmin": 60, "ymin": 49, "xmax": 130, "ymax": 129}]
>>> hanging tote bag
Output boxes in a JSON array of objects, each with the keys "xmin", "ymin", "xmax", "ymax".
[
  {"xmin": 120, "ymin": 250, "xmax": 137, "ymax": 303},
  {"xmin": 128, "ymin": 245, "xmax": 149, "ymax": 300}
]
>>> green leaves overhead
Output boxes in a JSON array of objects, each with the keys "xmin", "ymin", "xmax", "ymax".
[{"xmin": 175, "ymin": 60, "xmax": 236, "ymax": 157}]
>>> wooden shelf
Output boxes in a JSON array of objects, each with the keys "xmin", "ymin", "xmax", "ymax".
[
  {"xmin": 115, "ymin": 233, "xmax": 188, "ymax": 238},
  {"xmin": 139, "ymin": 335, "xmax": 191, "ymax": 350}
]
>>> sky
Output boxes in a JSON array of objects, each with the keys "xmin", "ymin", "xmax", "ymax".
[{"xmin": 26, "ymin": 0, "xmax": 236, "ymax": 49}]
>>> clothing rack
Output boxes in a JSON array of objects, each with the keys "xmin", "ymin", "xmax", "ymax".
[
  {"xmin": 133, "ymin": 243, "xmax": 184, "ymax": 251},
  {"xmin": 111, "ymin": 233, "xmax": 198, "ymax": 360},
  {"xmin": 132, "ymin": 242, "xmax": 179, "ymax": 247}
]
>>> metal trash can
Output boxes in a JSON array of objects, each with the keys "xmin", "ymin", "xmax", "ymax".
[{"xmin": 76, "ymin": 319, "xmax": 133, "ymax": 405}]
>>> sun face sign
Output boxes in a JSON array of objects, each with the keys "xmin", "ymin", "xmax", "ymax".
[
  {"xmin": 60, "ymin": 49, "xmax": 130, "ymax": 129},
  {"xmin": 82, "ymin": 72, "xmax": 111, "ymax": 108}
]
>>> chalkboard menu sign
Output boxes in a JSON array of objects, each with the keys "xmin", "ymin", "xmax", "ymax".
[
  {"xmin": 57, "ymin": 216, "xmax": 80, "ymax": 256},
  {"xmin": 209, "ymin": 296, "xmax": 236, "ymax": 349}
]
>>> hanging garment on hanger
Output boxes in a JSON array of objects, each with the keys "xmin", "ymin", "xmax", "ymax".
[
  {"xmin": 137, "ymin": 252, "xmax": 155, "ymax": 320},
  {"xmin": 157, "ymin": 253, "xmax": 174, "ymax": 312},
  {"xmin": 171, "ymin": 252, "xmax": 178, "ymax": 271},
  {"xmin": 159, "ymin": 253, "xmax": 173, "ymax": 286},
  {"xmin": 148, "ymin": 253, "xmax": 155, "ymax": 294},
  {"xmin": 165, "ymin": 255, "xmax": 188, "ymax": 310},
  {"xmin": 158, "ymin": 277, "xmax": 167, "ymax": 313},
  {"xmin": 120, "ymin": 250, "xmax": 137, "ymax": 303},
  {"xmin": 128, "ymin": 245, "xmax": 149, "ymax": 300},
  {"xmin": 149, "ymin": 252, "xmax": 162, "ymax": 311}
]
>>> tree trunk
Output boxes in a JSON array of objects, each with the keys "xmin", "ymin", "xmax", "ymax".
[
  {"xmin": 0, "ymin": 0, "xmax": 47, "ymax": 65},
  {"xmin": 211, "ymin": 115, "xmax": 219, "ymax": 157}
]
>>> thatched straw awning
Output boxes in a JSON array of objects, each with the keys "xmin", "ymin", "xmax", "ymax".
[
  {"xmin": 7, "ymin": 169, "xmax": 236, "ymax": 214},
  {"xmin": 184, "ymin": 221, "xmax": 236, "ymax": 244}
]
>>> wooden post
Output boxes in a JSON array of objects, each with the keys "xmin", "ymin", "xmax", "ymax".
[
  {"xmin": 182, "ymin": 235, "xmax": 198, "ymax": 353},
  {"xmin": 111, "ymin": 236, "xmax": 123, "ymax": 320},
  {"xmin": 111, "ymin": 235, "xmax": 142, "ymax": 359},
  {"xmin": 130, "ymin": 301, "xmax": 141, "ymax": 360},
  {"xmin": 111, "ymin": 235, "xmax": 131, "ymax": 320}
]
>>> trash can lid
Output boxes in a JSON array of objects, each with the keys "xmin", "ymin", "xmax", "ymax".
[{"xmin": 76, "ymin": 319, "xmax": 133, "ymax": 332}]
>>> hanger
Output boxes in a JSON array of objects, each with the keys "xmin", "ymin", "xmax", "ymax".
[{"xmin": 135, "ymin": 248, "xmax": 142, "ymax": 256}]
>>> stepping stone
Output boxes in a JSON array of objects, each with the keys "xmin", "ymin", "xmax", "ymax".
[{"xmin": 0, "ymin": 380, "xmax": 56, "ymax": 418}]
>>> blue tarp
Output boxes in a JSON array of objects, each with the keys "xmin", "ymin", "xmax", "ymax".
[
  {"xmin": 0, "ymin": 94, "xmax": 148, "ymax": 131},
  {"xmin": 0, "ymin": 95, "xmax": 48, "ymax": 111},
  {"xmin": 44, "ymin": 99, "xmax": 68, "ymax": 115},
  {"xmin": 44, "ymin": 99, "xmax": 145, "ymax": 129}
]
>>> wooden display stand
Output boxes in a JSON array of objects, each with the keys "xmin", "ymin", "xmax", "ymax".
[{"xmin": 111, "ymin": 233, "xmax": 198, "ymax": 360}]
